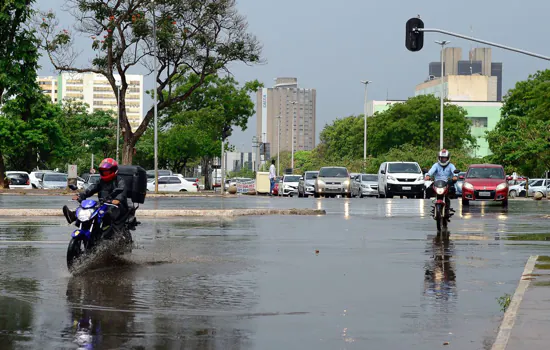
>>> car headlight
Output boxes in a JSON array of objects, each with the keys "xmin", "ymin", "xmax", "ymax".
[
  {"xmin": 344, "ymin": 180, "xmax": 350, "ymax": 186},
  {"xmin": 496, "ymin": 183, "xmax": 508, "ymax": 191},
  {"xmin": 463, "ymin": 182, "xmax": 474, "ymax": 190},
  {"xmin": 361, "ymin": 184, "xmax": 370, "ymax": 188},
  {"xmin": 417, "ymin": 176, "xmax": 424, "ymax": 181},
  {"xmin": 435, "ymin": 187, "xmax": 446, "ymax": 195},
  {"xmin": 316, "ymin": 180, "xmax": 325, "ymax": 187},
  {"xmin": 77, "ymin": 208, "xmax": 94, "ymax": 222},
  {"xmin": 387, "ymin": 175, "xmax": 397, "ymax": 181}
]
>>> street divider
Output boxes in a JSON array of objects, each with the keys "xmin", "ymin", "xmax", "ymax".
[{"xmin": 0, "ymin": 208, "xmax": 326, "ymax": 217}]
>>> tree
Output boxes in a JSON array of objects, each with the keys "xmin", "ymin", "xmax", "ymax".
[
  {"xmin": 38, "ymin": 0, "xmax": 262, "ymax": 164},
  {"xmin": 318, "ymin": 95, "xmax": 475, "ymax": 162},
  {"xmin": 165, "ymin": 73, "xmax": 261, "ymax": 188},
  {"xmin": 0, "ymin": 0, "xmax": 42, "ymax": 187},
  {"xmin": 367, "ymin": 95, "xmax": 476, "ymax": 156},
  {"xmin": 487, "ymin": 70, "xmax": 550, "ymax": 176},
  {"xmin": 52, "ymin": 101, "xmax": 117, "ymax": 170}
]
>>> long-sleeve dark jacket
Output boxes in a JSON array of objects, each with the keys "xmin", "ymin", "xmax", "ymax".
[{"xmin": 79, "ymin": 176, "xmax": 128, "ymax": 208}]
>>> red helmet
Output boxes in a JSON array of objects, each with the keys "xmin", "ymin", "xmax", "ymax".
[{"xmin": 98, "ymin": 158, "xmax": 118, "ymax": 182}]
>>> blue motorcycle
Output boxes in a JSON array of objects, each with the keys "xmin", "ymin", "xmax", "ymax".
[{"xmin": 66, "ymin": 187, "xmax": 139, "ymax": 271}]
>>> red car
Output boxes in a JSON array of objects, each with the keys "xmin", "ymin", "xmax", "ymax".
[{"xmin": 462, "ymin": 164, "xmax": 509, "ymax": 207}]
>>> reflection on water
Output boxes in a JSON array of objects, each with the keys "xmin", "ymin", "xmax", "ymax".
[
  {"xmin": 0, "ymin": 277, "xmax": 39, "ymax": 350},
  {"xmin": 423, "ymin": 235, "xmax": 457, "ymax": 328},
  {"xmin": 0, "ymin": 223, "xmax": 44, "ymax": 242}
]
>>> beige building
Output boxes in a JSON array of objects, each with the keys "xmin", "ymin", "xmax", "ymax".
[
  {"xmin": 256, "ymin": 77, "xmax": 316, "ymax": 166},
  {"xmin": 415, "ymin": 74, "xmax": 498, "ymax": 101},
  {"xmin": 38, "ymin": 72, "xmax": 144, "ymax": 131}
]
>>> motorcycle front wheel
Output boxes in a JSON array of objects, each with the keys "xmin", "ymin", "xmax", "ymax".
[
  {"xmin": 435, "ymin": 204, "xmax": 447, "ymax": 232},
  {"xmin": 67, "ymin": 238, "xmax": 86, "ymax": 271}
]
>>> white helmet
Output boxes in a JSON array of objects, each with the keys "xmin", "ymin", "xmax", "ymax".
[{"xmin": 438, "ymin": 149, "xmax": 450, "ymax": 167}]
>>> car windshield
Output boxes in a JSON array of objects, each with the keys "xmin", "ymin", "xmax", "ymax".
[
  {"xmin": 467, "ymin": 167, "xmax": 505, "ymax": 179},
  {"xmin": 44, "ymin": 174, "xmax": 67, "ymax": 182},
  {"xmin": 284, "ymin": 176, "xmax": 301, "ymax": 182},
  {"xmin": 89, "ymin": 176, "xmax": 100, "ymax": 184},
  {"xmin": 305, "ymin": 172, "xmax": 318, "ymax": 180},
  {"xmin": 387, "ymin": 163, "xmax": 421, "ymax": 174},
  {"xmin": 362, "ymin": 175, "xmax": 377, "ymax": 181},
  {"xmin": 319, "ymin": 168, "xmax": 348, "ymax": 177}
]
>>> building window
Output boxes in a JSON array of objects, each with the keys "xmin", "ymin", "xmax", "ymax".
[{"xmin": 470, "ymin": 117, "xmax": 488, "ymax": 128}]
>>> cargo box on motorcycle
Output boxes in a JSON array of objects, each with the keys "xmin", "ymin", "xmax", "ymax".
[{"xmin": 118, "ymin": 165, "xmax": 147, "ymax": 204}]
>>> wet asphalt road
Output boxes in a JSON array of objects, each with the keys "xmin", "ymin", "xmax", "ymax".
[{"xmin": 1, "ymin": 197, "xmax": 550, "ymax": 349}]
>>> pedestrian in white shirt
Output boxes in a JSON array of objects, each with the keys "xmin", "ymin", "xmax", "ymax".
[{"xmin": 269, "ymin": 160, "xmax": 276, "ymax": 196}]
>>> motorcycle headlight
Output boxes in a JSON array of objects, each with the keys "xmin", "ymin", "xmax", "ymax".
[
  {"xmin": 77, "ymin": 208, "xmax": 94, "ymax": 222},
  {"xmin": 463, "ymin": 182, "xmax": 474, "ymax": 190},
  {"xmin": 496, "ymin": 183, "xmax": 508, "ymax": 191},
  {"xmin": 435, "ymin": 187, "xmax": 446, "ymax": 195}
]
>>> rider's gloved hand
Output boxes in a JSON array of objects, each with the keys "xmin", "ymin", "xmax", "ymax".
[
  {"xmin": 72, "ymin": 195, "xmax": 79, "ymax": 201},
  {"xmin": 112, "ymin": 199, "xmax": 120, "ymax": 205},
  {"xmin": 424, "ymin": 176, "xmax": 431, "ymax": 181}
]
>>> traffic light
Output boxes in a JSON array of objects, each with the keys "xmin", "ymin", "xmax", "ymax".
[{"xmin": 406, "ymin": 17, "xmax": 424, "ymax": 52}]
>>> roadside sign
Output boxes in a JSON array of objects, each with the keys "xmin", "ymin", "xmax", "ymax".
[{"xmin": 68, "ymin": 165, "xmax": 78, "ymax": 179}]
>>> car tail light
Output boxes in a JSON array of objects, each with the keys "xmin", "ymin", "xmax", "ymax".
[
  {"xmin": 192, "ymin": 183, "xmax": 197, "ymax": 186},
  {"xmin": 26, "ymin": 180, "xmax": 30, "ymax": 185}
]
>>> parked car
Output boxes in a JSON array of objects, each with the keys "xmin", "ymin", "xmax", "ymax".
[
  {"xmin": 83, "ymin": 174, "xmax": 101, "ymax": 190},
  {"xmin": 377, "ymin": 162, "xmax": 424, "ymax": 199},
  {"xmin": 298, "ymin": 171, "xmax": 319, "ymax": 197},
  {"xmin": 146, "ymin": 175, "xmax": 197, "ymax": 192},
  {"xmin": 281, "ymin": 175, "xmax": 301, "ymax": 196},
  {"xmin": 146, "ymin": 170, "xmax": 172, "ymax": 179},
  {"xmin": 5, "ymin": 171, "xmax": 32, "ymax": 190},
  {"xmin": 184, "ymin": 177, "xmax": 201, "ymax": 191},
  {"xmin": 29, "ymin": 170, "xmax": 56, "ymax": 189},
  {"xmin": 454, "ymin": 172, "xmax": 467, "ymax": 196},
  {"xmin": 462, "ymin": 164, "xmax": 508, "ymax": 206},
  {"xmin": 41, "ymin": 172, "xmax": 68, "ymax": 190},
  {"xmin": 526, "ymin": 178, "xmax": 550, "ymax": 197},
  {"xmin": 314, "ymin": 167, "xmax": 351, "ymax": 198},
  {"xmin": 351, "ymin": 173, "xmax": 378, "ymax": 198}
]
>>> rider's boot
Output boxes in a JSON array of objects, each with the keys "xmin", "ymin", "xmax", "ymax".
[{"xmin": 63, "ymin": 205, "xmax": 76, "ymax": 224}]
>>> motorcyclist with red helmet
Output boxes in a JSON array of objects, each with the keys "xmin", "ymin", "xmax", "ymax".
[{"xmin": 63, "ymin": 158, "xmax": 128, "ymax": 235}]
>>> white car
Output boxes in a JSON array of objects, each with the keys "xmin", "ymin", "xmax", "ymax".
[
  {"xmin": 5, "ymin": 171, "xmax": 32, "ymax": 190},
  {"xmin": 147, "ymin": 175, "xmax": 198, "ymax": 192},
  {"xmin": 377, "ymin": 161, "xmax": 425, "ymax": 199},
  {"xmin": 281, "ymin": 175, "xmax": 301, "ymax": 196}
]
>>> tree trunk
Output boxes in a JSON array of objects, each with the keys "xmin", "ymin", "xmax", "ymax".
[
  {"xmin": 203, "ymin": 157, "xmax": 211, "ymax": 190},
  {"xmin": 122, "ymin": 132, "xmax": 137, "ymax": 165},
  {"xmin": 0, "ymin": 150, "xmax": 7, "ymax": 189}
]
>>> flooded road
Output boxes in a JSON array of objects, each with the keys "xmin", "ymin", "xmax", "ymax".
[{"xmin": 1, "ymin": 198, "xmax": 550, "ymax": 349}]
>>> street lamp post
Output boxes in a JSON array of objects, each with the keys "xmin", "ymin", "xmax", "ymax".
[
  {"xmin": 290, "ymin": 101, "xmax": 297, "ymax": 172},
  {"xmin": 151, "ymin": 0, "xmax": 159, "ymax": 193},
  {"xmin": 360, "ymin": 80, "xmax": 372, "ymax": 170},
  {"xmin": 115, "ymin": 81, "xmax": 121, "ymax": 161},
  {"xmin": 276, "ymin": 115, "xmax": 281, "ymax": 177},
  {"xmin": 435, "ymin": 40, "xmax": 450, "ymax": 150}
]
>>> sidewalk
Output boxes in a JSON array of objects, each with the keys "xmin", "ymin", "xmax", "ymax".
[{"xmin": 492, "ymin": 255, "xmax": 550, "ymax": 350}]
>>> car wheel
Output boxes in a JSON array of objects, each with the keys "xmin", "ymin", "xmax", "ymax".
[
  {"xmin": 509, "ymin": 190, "xmax": 517, "ymax": 198},
  {"xmin": 462, "ymin": 198, "xmax": 470, "ymax": 206},
  {"xmin": 314, "ymin": 192, "xmax": 320, "ymax": 198}
]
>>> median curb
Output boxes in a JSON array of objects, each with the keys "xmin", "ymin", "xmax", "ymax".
[
  {"xmin": 491, "ymin": 255, "xmax": 538, "ymax": 350},
  {"xmin": 0, "ymin": 208, "xmax": 326, "ymax": 217}
]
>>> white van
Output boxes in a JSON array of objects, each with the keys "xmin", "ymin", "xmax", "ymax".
[{"xmin": 377, "ymin": 161, "xmax": 425, "ymax": 198}]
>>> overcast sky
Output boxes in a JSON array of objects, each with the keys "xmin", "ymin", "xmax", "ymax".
[{"xmin": 36, "ymin": 0, "xmax": 550, "ymax": 152}]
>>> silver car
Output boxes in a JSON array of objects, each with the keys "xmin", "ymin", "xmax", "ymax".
[
  {"xmin": 351, "ymin": 174, "xmax": 378, "ymax": 198},
  {"xmin": 298, "ymin": 171, "xmax": 319, "ymax": 198},
  {"xmin": 41, "ymin": 172, "xmax": 68, "ymax": 190},
  {"xmin": 314, "ymin": 167, "xmax": 351, "ymax": 198}
]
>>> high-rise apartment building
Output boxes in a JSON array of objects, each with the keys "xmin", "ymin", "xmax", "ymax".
[
  {"xmin": 255, "ymin": 77, "xmax": 316, "ymax": 167},
  {"xmin": 426, "ymin": 47, "xmax": 503, "ymax": 101},
  {"xmin": 38, "ymin": 72, "xmax": 144, "ymax": 131}
]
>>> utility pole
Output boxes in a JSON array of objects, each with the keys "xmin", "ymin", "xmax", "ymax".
[
  {"xmin": 360, "ymin": 80, "xmax": 371, "ymax": 171},
  {"xmin": 435, "ymin": 40, "xmax": 450, "ymax": 150}
]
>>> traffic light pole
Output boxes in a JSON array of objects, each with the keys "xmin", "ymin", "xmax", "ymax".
[{"xmin": 415, "ymin": 27, "xmax": 550, "ymax": 61}]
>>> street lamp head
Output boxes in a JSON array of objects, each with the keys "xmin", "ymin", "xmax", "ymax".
[
  {"xmin": 360, "ymin": 80, "xmax": 372, "ymax": 85},
  {"xmin": 434, "ymin": 40, "xmax": 451, "ymax": 46}
]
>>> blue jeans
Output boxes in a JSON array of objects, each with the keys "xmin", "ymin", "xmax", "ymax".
[{"xmin": 270, "ymin": 178, "xmax": 275, "ymax": 194}]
